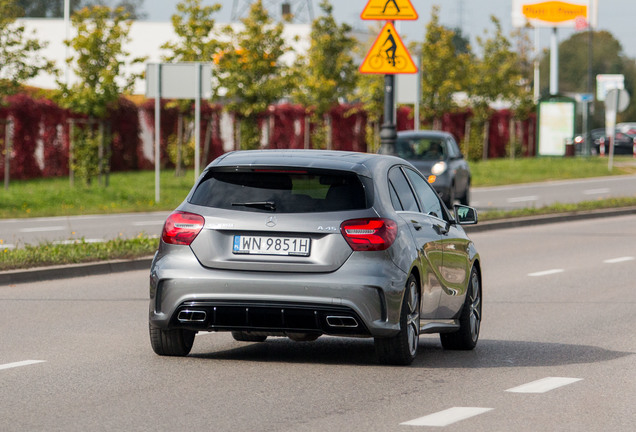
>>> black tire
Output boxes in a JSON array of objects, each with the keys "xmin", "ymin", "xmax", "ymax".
[
  {"xmin": 231, "ymin": 331, "xmax": 267, "ymax": 342},
  {"xmin": 149, "ymin": 324, "xmax": 195, "ymax": 356},
  {"xmin": 375, "ymin": 274, "xmax": 420, "ymax": 365},
  {"xmin": 444, "ymin": 183, "xmax": 456, "ymax": 208},
  {"xmin": 440, "ymin": 267, "xmax": 481, "ymax": 350},
  {"xmin": 459, "ymin": 182, "xmax": 470, "ymax": 206}
]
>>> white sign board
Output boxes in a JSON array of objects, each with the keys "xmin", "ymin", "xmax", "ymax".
[
  {"xmin": 396, "ymin": 73, "xmax": 418, "ymax": 104},
  {"xmin": 146, "ymin": 63, "xmax": 213, "ymax": 99},
  {"xmin": 596, "ymin": 74, "xmax": 624, "ymax": 102},
  {"xmin": 538, "ymin": 100, "xmax": 575, "ymax": 156},
  {"xmin": 512, "ymin": 0, "xmax": 593, "ymax": 28}
]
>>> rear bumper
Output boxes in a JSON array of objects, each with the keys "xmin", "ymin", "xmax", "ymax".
[
  {"xmin": 148, "ymin": 247, "xmax": 408, "ymax": 338},
  {"xmin": 169, "ymin": 300, "xmax": 371, "ymax": 337}
]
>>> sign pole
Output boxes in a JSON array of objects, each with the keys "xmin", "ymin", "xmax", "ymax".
[
  {"xmin": 379, "ymin": 73, "xmax": 397, "ymax": 154},
  {"xmin": 360, "ymin": 1, "xmax": 418, "ymax": 155},
  {"xmin": 194, "ymin": 62, "xmax": 201, "ymax": 181},
  {"xmin": 608, "ymin": 93, "xmax": 619, "ymax": 172},
  {"xmin": 549, "ymin": 27, "xmax": 559, "ymax": 95},
  {"xmin": 154, "ymin": 63, "xmax": 161, "ymax": 203}
]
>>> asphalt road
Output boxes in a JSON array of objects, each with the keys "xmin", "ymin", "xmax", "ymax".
[
  {"xmin": 1, "ymin": 174, "xmax": 635, "ymax": 249},
  {"xmin": 471, "ymin": 173, "xmax": 636, "ymax": 211},
  {"xmin": 1, "ymin": 215, "xmax": 635, "ymax": 431}
]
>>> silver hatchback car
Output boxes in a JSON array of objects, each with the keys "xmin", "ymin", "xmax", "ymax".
[{"xmin": 149, "ymin": 150, "xmax": 481, "ymax": 365}]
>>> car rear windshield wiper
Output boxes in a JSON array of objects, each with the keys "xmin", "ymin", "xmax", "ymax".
[{"xmin": 231, "ymin": 201, "xmax": 276, "ymax": 211}]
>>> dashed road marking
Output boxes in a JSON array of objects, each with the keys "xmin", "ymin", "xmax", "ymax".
[
  {"xmin": 506, "ymin": 196, "xmax": 538, "ymax": 203},
  {"xmin": 133, "ymin": 220, "xmax": 165, "ymax": 226},
  {"xmin": 506, "ymin": 377, "xmax": 582, "ymax": 393},
  {"xmin": 0, "ymin": 360, "xmax": 46, "ymax": 371},
  {"xmin": 52, "ymin": 239, "xmax": 104, "ymax": 245},
  {"xmin": 18, "ymin": 226, "xmax": 65, "ymax": 233},
  {"xmin": 528, "ymin": 269, "xmax": 564, "ymax": 277},
  {"xmin": 583, "ymin": 188, "xmax": 610, "ymax": 195},
  {"xmin": 603, "ymin": 256, "xmax": 635, "ymax": 264},
  {"xmin": 401, "ymin": 407, "xmax": 493, "ymax": 427}
]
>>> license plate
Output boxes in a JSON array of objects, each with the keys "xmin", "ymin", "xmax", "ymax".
[{"xmin": 233, "ymin": 235, "xmax": 311, "ymax": 256}]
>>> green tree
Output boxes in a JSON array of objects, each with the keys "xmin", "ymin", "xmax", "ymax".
[
  {"xmin": 161, "ymin": 0, "xmax": 222, "ymax": 174},
  {"xmin": 451, "ymin": 27, "xmax": 471, "ymax": 55},
  {"xmin": 58, "ymin": 5, "xmax": 145, "ymax": 185},
  {"xmin": 417, "ymin": 6, "xmax": 472, "ymax": 128},
  {"xmin": 466, "ymin": 16, "xmax": 528, "ymax": 160},
  {"xmin": 162, "ymin": 0, "xmax": 221, "ymax": 65},
  {"xmin": 471, "ymin": 17, "xmax": 526, "ymax": 112},
  {"xmin": 216, "ymin": 0, "xmax": 291, "ymax": 150},
  {"xmin": 291, "ymin": 0, "xmax": 357, "ymax": 149},
  {"xmin": 0, "ymin": 0, "xmax": 55, "ymax": 100},
  {"xmin": 352, "ymin": 22, "xmax": 384, "ymax": 152}
]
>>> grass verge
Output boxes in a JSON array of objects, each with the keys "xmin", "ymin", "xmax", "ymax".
[
  {"xmin": 0, "ymin": 157, "xmax": 635, "ymax": 219},
  {"xmin": 0, "ymin": 236, "xmax": 159, "ymax": 271},
  {"xmin": 479, "ymin": 197, "xmax": 636, "ymax": 221},
  {"xmin": 468, "ymin": 156, "xmax": 636, "ymax": 187},
  {"xmin": 0, "ymin": 170, "xmax": 195, "ymax": 219}
]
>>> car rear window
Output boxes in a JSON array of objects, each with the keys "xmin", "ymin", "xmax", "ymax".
[
  {"xmin": 396, "ymin": 138, "xmax": 446, "ymax": 161},
  {"xmin": 189, "ymin": 169, "xmax": 368, "ymax": 213}
]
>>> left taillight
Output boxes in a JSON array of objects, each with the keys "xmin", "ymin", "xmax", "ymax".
[
  {"xmin": 161, "ymin": 211, "xmax": 205, "ymax": 245},
  {"xmin": 340, "ymin": 218, "xmax": 397, "ymax": 251}
]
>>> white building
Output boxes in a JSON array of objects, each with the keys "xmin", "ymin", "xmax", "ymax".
[{"xmin": 18, "ymin": 18, "xmax": 312, "ymax": 95}]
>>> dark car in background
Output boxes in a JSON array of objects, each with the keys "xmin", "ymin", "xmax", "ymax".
[
  {"xmin": 576, "ymin": 128, "xmax": 636, "ymax": 155},
  {"xmin": 148, "ymin": 149, "xmax": 481, "ymax": 365},
  {"xmin": 591, "ymin": 128, "xmax": 635, "ymax": 155},
  {"xmin": 394, "ymin": 130, "xmax": 471, "ymax": 208}
]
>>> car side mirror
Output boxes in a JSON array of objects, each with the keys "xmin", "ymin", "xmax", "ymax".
[{"xmin": 454, "ymin": 204, "xmax": 478, "ymax": 225}]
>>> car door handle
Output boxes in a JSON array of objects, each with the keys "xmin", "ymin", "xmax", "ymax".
[{"xmin": 410, "ymin": 220, "xmax": 422, "ymax": 230}]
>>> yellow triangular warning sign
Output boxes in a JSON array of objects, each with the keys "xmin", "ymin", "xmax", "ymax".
[
  {"xmin": 359, "ymin": 22, "xmax": 417, "ymax": 75},
  {"xmin": 361, "ymin": 0, "xmax": 418, "ymax": 21}
]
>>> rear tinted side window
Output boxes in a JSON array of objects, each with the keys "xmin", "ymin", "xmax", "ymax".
[
  {"xmin": 404, "ymin": 168, "xmax": 443, "ymax": 218},
  {"xmin": 189, "ymin": 170, "xmax": 368, "ymax": 213},
  {"xmin": 388, "ymin": 167, "xmax": 419, "ymax": 212}
]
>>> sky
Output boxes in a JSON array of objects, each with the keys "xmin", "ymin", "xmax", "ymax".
[{"xmin": 141, "ymin": 0, "xmax": 636, "ymax": 60}]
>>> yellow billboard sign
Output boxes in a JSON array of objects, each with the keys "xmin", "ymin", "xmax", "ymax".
[
  {"xmin": 360, "ymin": 0, "xmax": 418, "ymax": 21},
  {"xmin": 523, "ymin": 1, "xmax": 586, "ymax": 23},
  {"xmin": 359, "ymin": 22, "xmax": 417, "ymax": 75},
  {"xmin": 512, "ymin": 0, "xmax": 591, "ymax": 28}
]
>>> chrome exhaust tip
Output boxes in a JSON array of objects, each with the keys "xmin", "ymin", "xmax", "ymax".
[
  {"xmin": 326, "ymin": 315, "xmax": 359, "ymax": 328},
  {"xmin": 177, "ymin": 310, "xmax": 207, "ymax": 322}
]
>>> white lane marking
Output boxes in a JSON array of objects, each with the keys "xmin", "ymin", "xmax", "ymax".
[
  {"xmin": 401, "ymin": 407, "xmax": 493, "ymax": 427},
  {"xmin": 19, "ymin": 226, "xmax": 65, "ymax": 233},
  {"xmin": 583, "ymin": 188, "xmax": 610, "ymax": 195},
  {"xmin": 506, "ymin": 377, "xmax": 582, "ymax": 393},
  {"xmin": 604, "ymin": 256, "xmax": 635, "ymax": 264},
  {"xmin": 506, "ymin": 195, "xmax": 538, "ymax": 203},
  {"xmin": 52, "ymin": 239, "xmax": 105, "ymax": 245},
  {"xmin": 528, "ymin": 269, "xmax": 564, "ymax": 277},
  {"xmin": 0, "ymin": 360, "xmax": 46, "ymax": 371},
  {"xmin": 0, "ymin": 243, "xmax": 16, "ymax": 250},
  {"xmin": 133, "ymin": 221, "xmax": 165, "ymax": 226}
]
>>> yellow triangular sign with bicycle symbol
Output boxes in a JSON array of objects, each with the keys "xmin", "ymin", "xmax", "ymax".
[
  {"xmin": 359, "ymin": 22, "xmax": 417, "ymax": 74},
  {"xmin": 361, "ymin": 0, "xmax": 418, "ymax": 20}
]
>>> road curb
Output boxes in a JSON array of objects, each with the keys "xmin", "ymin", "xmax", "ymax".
[
  {"xmin": 464, "ymin": 206, "xmax": 636, "ymax": 233},
  {"xmin": 0, "ymin": 257, "xmax": 153, "ymax": 286},
  {"xmin": 2, "ymin": 206, "xmax": 636, "ymax": 285}
]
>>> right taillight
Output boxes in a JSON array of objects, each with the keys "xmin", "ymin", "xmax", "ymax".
[
  {"xmin": 340, "ymin": 218, "xmax": 397, "ymax": 251},
  {"xmin": 161, "ymin": 211, "xmax": 204, "ymax": 245}
]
